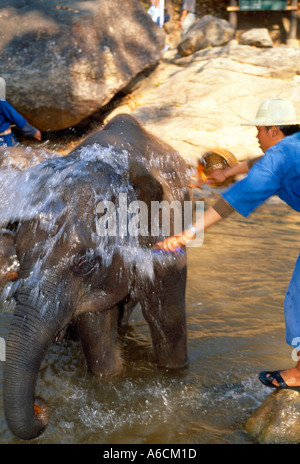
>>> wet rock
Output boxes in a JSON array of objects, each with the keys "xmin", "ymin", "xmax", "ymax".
[
  {"xmin": 177, "ymin": 15, "xmax": 235, "ymax": 57},
  {"xmin": 240, "ymin": 28, "xmax": 273, "ymax": 48},
  {"xmin": 0, "ymin": 0, "xmax": 165, "ymax": 132},
  {"xmin": 244, "ymin": 389, "xmax": 300, "ymax": 444}
]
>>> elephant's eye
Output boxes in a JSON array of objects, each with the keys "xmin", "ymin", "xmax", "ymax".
[{"xmin": 70, "ymin": 253, "xmax": 100, "ymax": 277}]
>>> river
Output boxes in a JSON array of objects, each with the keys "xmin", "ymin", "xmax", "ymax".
[{"xmin": 0, "ymin": 197, "xmax": 299, "ymax": 444}]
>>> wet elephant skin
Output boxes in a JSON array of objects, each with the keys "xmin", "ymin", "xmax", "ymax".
[{"xmin": 2, "ymin": 114, "xmax": 190, "ymax": 440}]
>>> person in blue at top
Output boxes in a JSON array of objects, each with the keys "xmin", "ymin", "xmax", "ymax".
[
  {"xmin": 0, "ymin": 99, "xmax": 41, "ymax": 147},
  {"xmin": 156, "ymin": 97, "xmax": 300, "ymax": 391}
]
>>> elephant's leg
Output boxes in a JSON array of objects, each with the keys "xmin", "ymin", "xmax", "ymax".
[
  {"xmin": 77, "ymin": 307, "xmax": 123, "ymax": 376},
  {"xmin": 119, "ymin": 299, "xmax": 138, "ymax": 327},
  {"xmin": 141, "ymin": 262, "xmax": 188, "ymax": 369}
]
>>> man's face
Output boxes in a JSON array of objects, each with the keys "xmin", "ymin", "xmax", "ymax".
[
  {"xmin": 256, "ymin": 125, "xmax": 284, "ymax": 153},
  {"xmin": 256, "ymin": 126, "xmax": 273, "ymax": 153}
]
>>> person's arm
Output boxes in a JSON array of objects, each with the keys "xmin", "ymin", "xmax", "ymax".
[
  {"xmin": 156, "ymin": 154, "xmax": 278, "ymax": 252},
  {"xmin": 1, "ymin": 101, "xmax": 41, "ymax": 141},
  {"xmin": 21, "ymin": 123, "xmax": 42, "ymax": 141},
  {"xmin": 188, "ymin": 161, "xmax": 248, "ymax": 188},
  {"xmin": 206, "ymin": 161, "xmax": 249, "ymax": 185},
  {"xmin": 178, "ymin": 0, "xmax": 188, "ymax": 27},
  {"xmin": 179, "ymin": 9, "xmax": 188, "ymax": 25},
  {"xmin": 206, "ymin": 156, "xmax": 264, "ymax": 185},
  {"xmin": 155, "ymin": 206, "xmax": 224, "ymax": 251}
]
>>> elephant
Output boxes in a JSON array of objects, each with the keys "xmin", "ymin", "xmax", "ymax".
[{"xmin": 1, "ymin": 114, "xmax": 191, "ymax": 440}]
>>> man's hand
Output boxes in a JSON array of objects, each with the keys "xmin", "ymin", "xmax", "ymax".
[
  {"xmin": 206, "ymin": 168, "xmax": 229, "ymax": 185},
  {"xmin": 155, "ymin": 228, "xmax": 196, "ymax": 252},
  {"xmin": 155, "ymin": 206, "xmax": 224, "ymax": 253},
  {"xmin": 33, "ymin": 129, "xmax": 42, "ymax": 141},
  {"xmin": 156, "ymin": 235, "xmax": 186, "ymax": 252}
]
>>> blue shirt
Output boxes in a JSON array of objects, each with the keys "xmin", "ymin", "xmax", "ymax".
[
  {"xmin": 0, "ymin": 100, "xmax": 37, "ymax": 136},
  {"xmin": 222, "ymin": 132, "xmax": 300, "ymax": 217},
  {"xmin": 0, "ymin": 100, "xmax": 27, "ymax": 132}
]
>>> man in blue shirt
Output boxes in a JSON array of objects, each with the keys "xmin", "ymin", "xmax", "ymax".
[
  {"xmin": 0, "ymin": 100, "xmax": 41, "ymax": 146},
  {"xmin": 157, "ymin": 98, "xmax": 300, "ymax": 391}
]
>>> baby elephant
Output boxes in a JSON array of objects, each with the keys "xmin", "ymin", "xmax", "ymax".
[{"xmin": 2, "ymin": 114, "xmax": 190, "ymax": 440}]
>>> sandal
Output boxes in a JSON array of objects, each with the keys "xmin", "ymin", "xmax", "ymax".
[{"xmin": 259, "ymin": 370, "xmax": 300, "ymax": 392}]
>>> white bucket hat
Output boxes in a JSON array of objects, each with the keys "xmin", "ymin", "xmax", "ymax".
[{"xmin": 242, "ymin": 98, "xmax": 300, "ymax": 126}]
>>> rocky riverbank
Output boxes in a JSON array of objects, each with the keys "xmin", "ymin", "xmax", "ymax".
[
  {"xmin": 101, "ymin": 40, "xmax": 300, "ymax": 167},
  {"xmin": 29, "ymin": 39, "xmax": 300, "ymax": 167},
  {"xmin": 8, "ymin": 1, "xmax": 299, "ymax": 165}
]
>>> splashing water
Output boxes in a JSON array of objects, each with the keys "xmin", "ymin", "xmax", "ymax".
[
  {"xmin": 0, "ymin": 144, "xmax": 185, "ymax": 296},
  {"xmin": 79, "ymin": 143, "xmax": 130, "ymax": 175}
]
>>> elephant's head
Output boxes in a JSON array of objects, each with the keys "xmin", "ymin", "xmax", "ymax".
[{"xmin": 2, "ymin": 114, "xmax": 190, "ymax": 440}]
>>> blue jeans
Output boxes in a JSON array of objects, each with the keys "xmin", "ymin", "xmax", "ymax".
[
  {"xmin": 0, "ymin": 132, "xmax": 17, "ymax": 146},
  {"xmin": 284, "ymin": 253, "xmax": 300, "ymax": 347}
]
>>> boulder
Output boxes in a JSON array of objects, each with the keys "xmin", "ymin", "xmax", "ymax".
[
  {"xmin": 244, "ymin": 389, "xmax": 300, "ymax": 444},
  {"xmin": 240, "ymin": 28, "xmax": 273, "ymax": 48},
  {"xmin": 105, "ymin": 42, "xmax": 300, "ymax": 165},
  {"xmin": 177, "ymin": 15, "xmax": 235, "ymax": 57},
  {"xmin": 0, "ymin": 0, "xmax": 165, "ymax": 132}
]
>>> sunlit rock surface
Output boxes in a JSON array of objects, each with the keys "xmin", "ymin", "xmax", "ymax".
[
  {"xmin": 244, "ymin": 389, "xmax": 300, "ymax": 444},
  {"xmin": 178, "ymin": 15, "xmax": 235, "ymax": 57},
  {"xmin": 105, "ymin": 42, "xmax": 300, "ymax": 165}
]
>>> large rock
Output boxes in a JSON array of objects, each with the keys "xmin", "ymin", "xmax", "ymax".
[
  {"xmin": 0, "ymin": 0, "xmax": 165, "ymax": 132},
  {"xmin": 105, "ymin": 42, "xmax": 300, "ymax": 165},
  {"xmin": 244, "ymin": 389, "xmax": 300, "ymax": 444},
  {"xmin": 240, "ymin": 28, "xmax": 273, "ymax": 48},
  {"xmin": 177, "ymin": 15, "xmax": 235, "ymax": 57}
]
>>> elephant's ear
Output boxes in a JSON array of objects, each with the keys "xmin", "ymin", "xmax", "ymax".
[
  {"xmin": 127, "ymin": 162, "xmax": 163, "ymax": 247},
  {"xmin": 0, "ymin": 229, "xmax": 20, "ymax": 287},
  {"xmin": 128, "ymin": 161, "xmax": 163, "ymax": 204}
]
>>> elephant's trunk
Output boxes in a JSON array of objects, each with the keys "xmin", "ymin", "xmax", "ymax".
[{"xmin": 4, "ymin": 284, "xmax": 70, "ymax": 440}]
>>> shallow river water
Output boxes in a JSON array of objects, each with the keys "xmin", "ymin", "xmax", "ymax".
[{"xmin": 0, "ymin": 198, "xmax": 299, "ymax": 444}]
